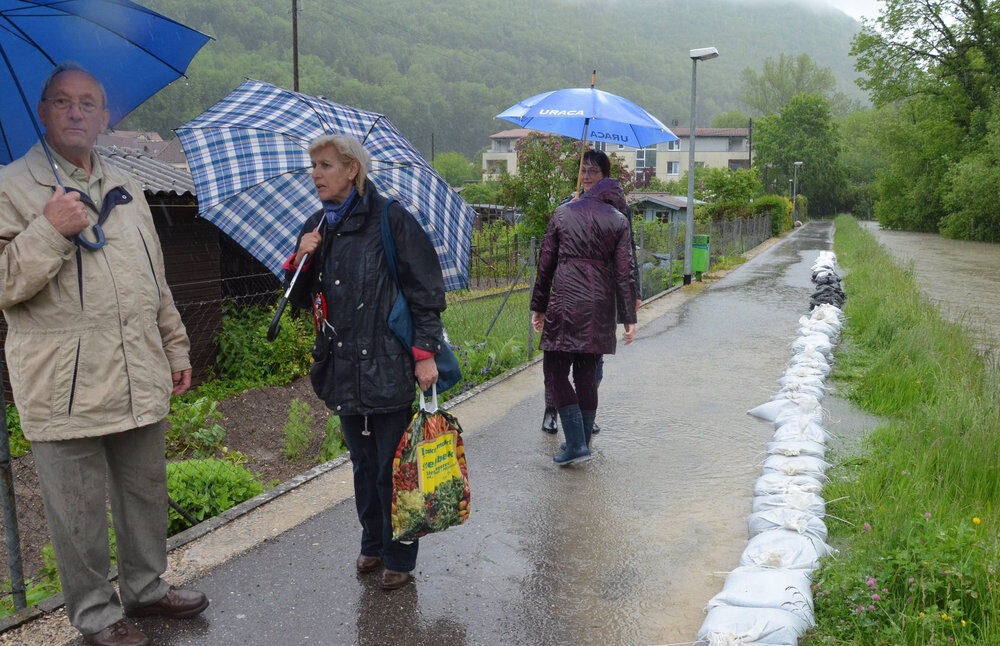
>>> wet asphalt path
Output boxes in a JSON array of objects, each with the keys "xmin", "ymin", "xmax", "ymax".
[{"xmin": 129, "ymin": 222, "xmax": 838, "ymax": 646}]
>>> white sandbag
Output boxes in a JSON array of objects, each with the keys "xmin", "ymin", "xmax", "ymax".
[
  {"xmin": 779, "ymin": 366, "xmax": 827, "ymax": 384},
  {"xmin": 740, "ymin": 529, "xmax": 828, "ymax": 570},
  {"xmin": 766, "ymin": 439, "xmax": 826, "ymax": 458},
  {"xmin": 698, "ymin": 605, "xmax": 810, "ymax": 646},
  {"xmin": 811, "ymin": 303, "xmax": 844, "ymax": 325},
  {"xmin": 788, "ymin": 350, "xmax": 831, "ymax": 375},
  {"xmin": 749, "ymin": 392, "xmax": 820, "ymax": 422},
  {"xmin": 771, "ymin": 420, "xmax": 827, "ymax": 444},
  {"xmin": 754, "ymin": 473, "xmax": 825, "ymax": 496},
  {"xmin": 762, "ymin": 455, "xmax": 829, "ymax": 480},
  {"xmin": 752, "ymin": 492, "xmax": 826, "ymax": 517},
  {"xmin": 791, "ymin": 334, "xmax": 833, "ymax": 359},
  {"xmin": 747, "ymin": 509, "xmax": 828, "ymax": 546},
  {"xmin": 798, "ymin": 316, "xmax": 839, "ymax": 340},
  {"xmin": 776, "ymin": 382, "xmax": 825, "ymax": 400},
  {"xmin": 706, "ymin": 566, "xmax": 814, "ymax": 622},
  {"xmin": 772, "ymin": 401, "xmax": 824, "ymax": 427}
]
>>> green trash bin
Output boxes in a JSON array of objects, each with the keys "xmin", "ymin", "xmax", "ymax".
[{"xmin": 692, "ymin": 234, "xmax": 710, "ymax": 279}]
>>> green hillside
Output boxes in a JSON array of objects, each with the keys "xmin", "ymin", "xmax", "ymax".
[{"xmin": 122, "ymin": 0, "xmax": 863, "ymax": 158}]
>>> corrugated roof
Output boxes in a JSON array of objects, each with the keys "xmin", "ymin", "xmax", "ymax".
[
  {"xmin": 96, "ymin": 145, "xmax": 195, "ymax": 197},
  {"xmin": 630, "ymin": 192, "xmax": 704, "ymax": 209},
  {"xmin": 490, "ymin": 128, "xmax": 539, "ymax": 139}
]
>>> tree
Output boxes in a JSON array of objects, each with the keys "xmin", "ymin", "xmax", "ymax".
[
  {"xmin": 752, "ymin": 93, "xmax": 845, "ymax": 216},
  {"xmin": 703, "ymin": 167, "xmax": 762, "ymax": 204},
  {"xmin": 432, "ymin": 151, "xmax": 478, "ymax": 187},
  {"xmin": 712, "ymin": 110, "xmax": 751, "ymax": 128},
  {"xmin": 459, "ymin": 180, "xmax": 503, "ymax": 205},
  {"xmin": 500, "ymin": 133, "xmax": 633, "ymax": 240},
  {"xmin": 740, "ymin": 53, "xmax": 859, "ymax": 117}
]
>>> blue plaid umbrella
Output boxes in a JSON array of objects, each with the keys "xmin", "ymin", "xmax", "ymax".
[{"xmin": 176, "ymin": 79, "xmax": 473, "ymax": 291}]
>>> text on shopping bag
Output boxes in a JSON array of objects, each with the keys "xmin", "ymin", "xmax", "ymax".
[{"xmin": 418, "ymin": 432, "xmax": 463, "ymax": 494}]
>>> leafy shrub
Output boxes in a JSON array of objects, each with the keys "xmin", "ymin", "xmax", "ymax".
[
  {"xmin": 216, "ymin": 301, "xmax": 313, "ymax": 385},
  {"xmin": 281, "ymin": 398, "xmax": 312, "ymax": 461},
  {"xmin": 166, "ymin": 458, "xmax": 264, "ymax": 535},
  {"xmin": 318, "ymin": 416, "xmax": 348, "ymax": 462},
  {"xmin": 0, "ymin": 543, "xmax": 61, "ymax": 618},
  {"xmin": 706, "ymin": 200, "xmax": 753, "ymax": 220},
  {"xmin": 640, "ymin": 265, "xmax": 673, "ymax": 299},
  {"xmin": 460, "ymin": 180, "xmax": 503, "ymax": 205},
  {"xmin": 753, "ymin": 194, "xmax": 793, "ymax": 235},
  {"xmin": 3, "ymin": 405, "xmax": 29, "ymax": 458},
  {"xmin": 794, "ymin": 193, "xmax": 809, "ymax": 220},
  {"xmin": 166, "ymin": 397, "xmax": 226, "ymax": 458}
]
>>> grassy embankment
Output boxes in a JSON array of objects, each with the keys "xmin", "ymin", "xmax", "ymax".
[{"xmin": 802, "ymin": 216, "xmax": 1000, "ymax": 644}]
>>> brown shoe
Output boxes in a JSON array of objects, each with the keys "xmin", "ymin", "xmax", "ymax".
[
  {"xmin": 379, "ymin": 569, "xmax": 413, "ymax": 590},
  {"xmin": 83, "ymin": 619, "xmax": 149, "ymax": 646},
  {"xmin": 125, "ymin": 586, "xmax": 209, "ymax": 619},
  {"xmin": 356, "ymin": 554, "xmax": 383, "ymax": 573}
]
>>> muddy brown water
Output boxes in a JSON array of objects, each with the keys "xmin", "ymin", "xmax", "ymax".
[{"xmin": 862, "ymin": 221, "xmax": 1000, "ymax": 356}]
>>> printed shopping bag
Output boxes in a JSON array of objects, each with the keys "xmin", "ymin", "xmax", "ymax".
[{"xmin": 391, "ymin": 388, "xmax": 470, "ymax": 541}]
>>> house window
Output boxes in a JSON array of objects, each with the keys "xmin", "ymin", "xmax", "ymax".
[
  {"xmin": 592, "ymin": 141, "xmax": 607, "ymax": 152},
  {"xmin": 617, "ymin": 143, "xmax": 625, "ymax": 150},
  {"xmin": 666, "ymin": 139, "xmax": 681, "ymax": 151},
  {"xmin": 635, "ymin": 146, "xmax": 656, "ymax": 169},
  {"xmin": 666, "ymin": 161, "xmax": 679, "ymax": 175}
]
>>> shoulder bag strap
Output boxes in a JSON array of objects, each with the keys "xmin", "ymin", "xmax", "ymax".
[{"xmin": 379, "ymin": 196, "xmax": 401, "ymax": 287}]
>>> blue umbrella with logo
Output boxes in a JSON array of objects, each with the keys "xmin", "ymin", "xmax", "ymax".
[
  {"xmin": 497, "ymin": 74, "xmax": 678, "ymax": 193},
  {"xmin": 0, "ymin": 0, "xmax": 211, "ymax": 166}
]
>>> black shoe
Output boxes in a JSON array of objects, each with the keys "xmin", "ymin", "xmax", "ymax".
[{"xmin": 541, "ymin": 407, "xmax": 558, "ymax": 434}]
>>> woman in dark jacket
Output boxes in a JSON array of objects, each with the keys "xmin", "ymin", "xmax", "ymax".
[
  {"xmin": 530, "ymin": 176, "xmax": 637, "ymax": 465},
  {"xmin": 286, "ymin": 134, "xmax": 446, "ymax": 590}
]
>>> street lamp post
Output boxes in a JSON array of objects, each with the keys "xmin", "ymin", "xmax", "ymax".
[
  {"xmin": 792, "ymin": 160, "xmax": 803, "ymax": 221},
  {"xmin": 684, "ymin": 46, "xmax": 719, "ymax": 286}
]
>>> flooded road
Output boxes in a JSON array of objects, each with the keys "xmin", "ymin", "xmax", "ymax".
[
  {"xmin": 123, "ymin": 222, "xmax": 862, "ymax": 646},
  {"xmin": 862, "ymin": 221, "xmax": 1000, "ymax": 353}
]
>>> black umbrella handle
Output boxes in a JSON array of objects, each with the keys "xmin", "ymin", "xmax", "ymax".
[{"xmin": 267, "ymin": 252, "xmax": 308, "ymax": 342}]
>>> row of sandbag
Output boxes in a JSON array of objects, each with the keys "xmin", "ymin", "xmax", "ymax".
[{"xmin": 697, "ymin": 252, "xmax": 844, "ymax": 646}]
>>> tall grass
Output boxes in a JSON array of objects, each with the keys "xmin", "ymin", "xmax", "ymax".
[{"xmin": 803, "ymin": 216, "xmax": 1000, "ymax": 644}]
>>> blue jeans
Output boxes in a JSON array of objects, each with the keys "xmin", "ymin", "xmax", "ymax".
[{"xmin": 340, "ymin": 409, "xmax": 418, "ymax": 572}]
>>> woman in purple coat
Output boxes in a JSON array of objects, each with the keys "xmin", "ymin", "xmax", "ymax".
[{"xmin": 530, "ymin": 177, "xmax": 637, "ymax": 465}]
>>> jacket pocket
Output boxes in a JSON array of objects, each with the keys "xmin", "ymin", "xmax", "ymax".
[
  {"xmin": 358, "ymin": 350, "xmax": 413, "ymax": 409},
  {"xmin": 50, "ymin": 337, "xmax": 81, "ymax": 420}
]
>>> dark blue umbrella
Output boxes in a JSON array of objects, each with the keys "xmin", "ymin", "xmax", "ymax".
[{"xmin": 0, "ymin": 0, "xmax": 211, "ymax": 165}]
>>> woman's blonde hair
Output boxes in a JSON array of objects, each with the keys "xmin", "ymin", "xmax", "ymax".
[{"xmin": 309, "ymin": 134, "xmax": 370, "ymax": 192}]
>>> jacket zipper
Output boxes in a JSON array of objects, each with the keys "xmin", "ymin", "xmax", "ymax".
[
  {"xmin": 67, "ymin": 340, "xmax": 81, "ymax": 416},
  {"xmin": 137, "ymin": 228, "xmax": 161, "ymax": 301},
  {"xmin": 75, "ymin": 248, "xmax": 83, "ymax": 309}
]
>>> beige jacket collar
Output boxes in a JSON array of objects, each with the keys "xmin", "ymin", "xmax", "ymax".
[{"xmin": 24, "ymin": 141, "xmax": 124, "ymax": 196}]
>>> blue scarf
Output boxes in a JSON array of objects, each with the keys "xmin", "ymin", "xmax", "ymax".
[{"xmin": 322, "ymin": 187, "xmax": 359, "ymax": 228}]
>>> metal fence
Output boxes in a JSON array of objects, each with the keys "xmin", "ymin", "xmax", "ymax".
[{"xmin": 0, "ymin": 212, "xmax": 772, "ymax": 620}]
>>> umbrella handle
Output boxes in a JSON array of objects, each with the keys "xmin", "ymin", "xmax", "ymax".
[{"xmin": 267, "ymin": 251, "xmax": 309, "ymax": 342}]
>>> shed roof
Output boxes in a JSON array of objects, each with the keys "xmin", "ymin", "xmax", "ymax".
[
  {"xmin": 630, "ymin": 192, "xmax": 704, "ymax": 209},
  {"xmin": 96, "ymin": 145, "xmax": 195, "ymax": 197},
  {"xmin": 668, "ymin": 128, "xmax": 749, "ymax": 137}
]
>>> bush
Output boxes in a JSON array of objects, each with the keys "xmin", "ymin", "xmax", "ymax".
[
  {"xmin": 216, "ymin": 301, "xmax": 313, "ymax": 386},
  {"xmin": 281, "ymin": 398, "xmax": 312, "ymax": 461},
  {"xmin": 3, "ymin": 405, "xmax": 29, "ymax": 458},
  {"xmin": 706, "ymin": 201, "xmax": 753, "ymax": 220},
  {"xmin": 166, "ymin": 397, "xmax": 226, "ymax": 458},
  {"xmin": 794, "ymin": 193, "xmax": 809, "ymax": 220},
  {"xmin": 753, "ymin": 194, "xmax": 793, "ymax": 235},
  {"xmin": 318, "ymin": 416, "xmax": 348, "ymax": 462},
  {"xmin": 166, "ymin": 458, "xmax": 264, "ymax": 535}
]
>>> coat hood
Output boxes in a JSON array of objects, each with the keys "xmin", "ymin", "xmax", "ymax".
[{"xmin": 584, "ymin": 177, "xmax": 628, "ymax": 215}]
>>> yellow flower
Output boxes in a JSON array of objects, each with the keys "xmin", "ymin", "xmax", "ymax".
[
  {"xmin": 942, "ymin": 612, "xmax": 950, "ymax": 620},
  {"xmin": 962, "ymin": 619, "xmax": 967, "ymax": 627},
  {"xmin": 974, "ymin": 517, "xmax": 982, "ymax": 524},
  {"xmin": 920, "ymin": 612, "xmax": 925, "ymax": 617}
]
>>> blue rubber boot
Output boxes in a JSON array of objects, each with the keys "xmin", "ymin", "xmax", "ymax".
[
  {"xmin": 554, "ymin": 405, "xmax": 591, "ymax": 466},
  {"xmin": 561, "ymin": 409, "xmax": 597, "ymax": 451}
]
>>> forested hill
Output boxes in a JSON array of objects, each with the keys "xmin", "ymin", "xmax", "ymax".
[{"xmin": 124, "ymin": 0, "xmax": 863, "ymax": 158}]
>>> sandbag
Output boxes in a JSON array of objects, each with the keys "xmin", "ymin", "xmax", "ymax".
[
  {"xmin": 776, "ymin": 382, "xmax": 825, "ymax": 400},
  {"xmin": 754, "ymin": 473, "xmax": 825, "ymax": 496},
  {"xmin": 762, "ymin": 455, "xmax": 829, "ymax": 480},
  {"xmin": 771, "ymin": 418, "xmax": 828, "ymax": 443},
  {"xmin": 698, "ymin": 606, "xmax": 810, "ymax": 646},
  {"xmin": 752, "ymin": 492, "xmax": 826, "ymax": 517},
  {"xmin": 705, "ymin": 566, "xmax": 814, "ymax": 622},
  {"xmin": 791, "ymin": 334, "xmax": 833, "ymax": 359},
  {"xmin": 772, "ymin": 402, "xmax": 824, "ymax": 427},
  {"xmin": 739, "ymin": 529, "xmax": 829, "ymax": 570},
  {"xmin": 749, "ymin": 393, "xmax": 821, "ymax": 422},
  {"xmin": 747, "ymin": 509, "xmax": 828, "ymax": 545},
  {"xmin": 766, "ymin": 439, "xmax": 826, "ymax": 458}
]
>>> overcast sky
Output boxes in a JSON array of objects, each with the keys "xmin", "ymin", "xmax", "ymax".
[{"xmin": 818, "ymin": 0, "xmax": 883, "ymax": 21}]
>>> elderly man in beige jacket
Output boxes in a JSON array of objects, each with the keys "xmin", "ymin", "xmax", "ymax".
[{"xmin": 0, "ymin": 63, "xmax": 208, "ymax": 646}]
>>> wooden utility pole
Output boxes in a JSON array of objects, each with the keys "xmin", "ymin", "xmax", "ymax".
[{"xmin": 292, "ymin": 0, "xmax": 299, "ymax": 91}]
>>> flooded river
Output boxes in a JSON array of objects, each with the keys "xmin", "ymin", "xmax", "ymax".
[{"xmin": 861, "ymin": 221, "xmax": 1000, "ymax": 355}]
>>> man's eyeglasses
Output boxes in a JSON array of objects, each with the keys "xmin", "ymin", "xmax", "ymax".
[{"xmin": 41, "ymin": 97, "xmax": 101, "ymax": 115}]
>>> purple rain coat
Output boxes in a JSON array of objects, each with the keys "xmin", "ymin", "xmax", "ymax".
[{"xmin": 530, "ymin": 177, "xmax": 637, "ymax": 355}]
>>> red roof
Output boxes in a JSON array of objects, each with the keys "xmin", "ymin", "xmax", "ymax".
[{"xmin": 490, "ymin": 128, "xmax": 541, "ymax": 139}]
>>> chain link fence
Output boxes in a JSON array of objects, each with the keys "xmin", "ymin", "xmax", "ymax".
[{"xmin": 0, "ymin": 210, "xmax": 771, "ymax": 620}]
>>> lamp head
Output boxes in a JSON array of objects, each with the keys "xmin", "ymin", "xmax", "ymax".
[
  {"xmin": 794, "ymin": 161, "xmax": 804, "ymax": 167},
  {"xmin": 690, "ymin": 47, "xmax": 720, "ymax": 61}
]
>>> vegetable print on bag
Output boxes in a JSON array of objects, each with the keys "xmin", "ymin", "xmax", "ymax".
[{"xmin": 391, "ymin": 407, "xmax": 471, "ymax": 541}]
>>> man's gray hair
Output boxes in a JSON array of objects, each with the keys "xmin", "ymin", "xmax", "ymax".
[
  {"xmin": 309, "ymin": 134, "xmax": 370, "ymax": 192},
  {"xmin": 41, "ymin": 62, "xmax": 107, "ymax": 108}
]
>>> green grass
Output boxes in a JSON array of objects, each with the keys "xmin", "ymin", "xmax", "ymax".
[{"xmin": 801, "ymin": 216, "xmax": 1000, "ymax": 645}]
